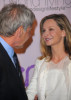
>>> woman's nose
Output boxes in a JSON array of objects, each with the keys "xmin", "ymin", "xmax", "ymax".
[{"xmin": 43, "ymin": 31, "xmax": 49, "ymax": 37}]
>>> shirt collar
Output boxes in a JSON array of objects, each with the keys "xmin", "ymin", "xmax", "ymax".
[{"xmin": 0, "ymin": 37, "xmax": 14, "ymax": 58}]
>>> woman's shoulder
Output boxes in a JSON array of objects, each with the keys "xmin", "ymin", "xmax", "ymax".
[
  {"xmin": 35, "ymin": 57, "xmax": 47, "ymax": 68},
  {"xmin": 34, "ymin": 58, "xmax": 46, "ymax": 71},
  {"xmin": 35, "ymin": 57, "xmax": 46, "ymax": 64}
]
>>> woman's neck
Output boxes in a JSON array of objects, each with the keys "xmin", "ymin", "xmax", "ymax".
[{"xmin": 51, "ymin": 46, "xmax": 68, "ymax": 64}]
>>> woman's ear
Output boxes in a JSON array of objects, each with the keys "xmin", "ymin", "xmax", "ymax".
[{"xmin": 62, "ymin": 30, "xmax": 66, "ymax": 37}]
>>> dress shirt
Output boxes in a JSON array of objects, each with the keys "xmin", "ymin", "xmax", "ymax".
[{"xmin": 0, "ymin": 37, "xmax": 15, "ymax": 65}]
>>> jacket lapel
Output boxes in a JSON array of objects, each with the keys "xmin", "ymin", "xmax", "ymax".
[
  {"xmin": 38, "ymin": 60, "xmax": 49, "ymax": 100},
  {"xmin": 0, "ymin": 43, "xmax": 21, "ymax": 78}
]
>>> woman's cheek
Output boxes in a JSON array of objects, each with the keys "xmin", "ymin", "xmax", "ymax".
[{"xmin": 50, "ymin": 32, "xmax": 55, "ymax": 36}]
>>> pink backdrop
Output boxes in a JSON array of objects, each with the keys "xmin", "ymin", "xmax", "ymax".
[{"xmin": 0, "ymin": 0, "xmax": 71, "ymax": 87}]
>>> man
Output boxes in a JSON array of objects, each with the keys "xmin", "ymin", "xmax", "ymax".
[{"xmin": 0, "ymin": 3, "xmax": 35, "ymax": 100}]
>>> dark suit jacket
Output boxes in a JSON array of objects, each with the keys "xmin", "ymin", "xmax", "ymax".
[{"xmin": 0, "ymin": 43, "xmax": 28, "ymax": 100}]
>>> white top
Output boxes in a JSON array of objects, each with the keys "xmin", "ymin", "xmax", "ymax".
[
  {"xmin": 45, "ymin": 56, "xmax": 70, "ymax": 100},
  {"xmin": 26, "ymin": 56, "xmax": 71, "ymax": 100}
]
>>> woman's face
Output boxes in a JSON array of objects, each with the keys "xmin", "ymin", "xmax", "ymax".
[{"xmin": 42, "ymin": 19, "xmax": 65, "ymax": 47}]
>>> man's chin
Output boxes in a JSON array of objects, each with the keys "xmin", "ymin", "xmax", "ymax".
[
  {"xmin": 14, "ymin": 39, "xmax": 29, "ymax": 49},
  {"xmin": 15, "ymin": 45, "xmax": 24, "ymax": 49}
]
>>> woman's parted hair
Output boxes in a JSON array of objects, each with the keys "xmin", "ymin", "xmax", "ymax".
[
  {"xmin": 39, "ymin": 14, "xmax": 71, "ymax": 60},
  {"xmin": 0, "ymin": 3, "xmax": 35, "ymax": 36}
]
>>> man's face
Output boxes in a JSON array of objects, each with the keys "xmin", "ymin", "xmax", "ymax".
[{"xmin": 15, "ymin": 26, "xmax": 32, "ymax": 49}]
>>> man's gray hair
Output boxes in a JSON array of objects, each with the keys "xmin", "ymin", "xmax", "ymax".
[{"xmin": 0, "ymin": 3, "xmax": 35, "ymax": 36}]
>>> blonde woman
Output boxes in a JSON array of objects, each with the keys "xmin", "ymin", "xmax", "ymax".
[{"xmin": 26, "ymin": 14, "xmax": 71, "ymax": 100}]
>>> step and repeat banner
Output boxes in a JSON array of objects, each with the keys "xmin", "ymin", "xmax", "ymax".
[{"xmin": 0, "ymin": 0, "xmax": 71, "ymax": 87}]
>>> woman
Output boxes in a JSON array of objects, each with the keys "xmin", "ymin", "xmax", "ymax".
[{"xmin": 26, "ymin": 14, "xmax": 71, "ymax": 100}]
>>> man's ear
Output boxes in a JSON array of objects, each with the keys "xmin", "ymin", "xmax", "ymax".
[
  {"xmin": 26, "ymin": 26, "xmax": 32, "ymax": 33},
  {"xmin": 15, "ymin": 26, "xmax": 24, "ymax": 38}
]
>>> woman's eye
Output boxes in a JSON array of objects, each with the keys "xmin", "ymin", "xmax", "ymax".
[
  {"xmin": 49, "ymin": 28, "xmax": 54, "ymax": 31},
  {"xmin": 42, "ymin": 29, "xmax": 45, "ymax": 33}
]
